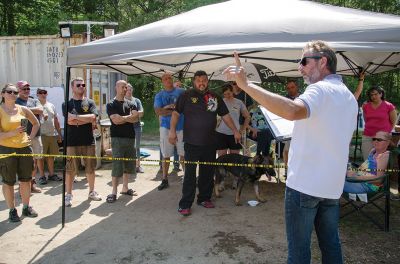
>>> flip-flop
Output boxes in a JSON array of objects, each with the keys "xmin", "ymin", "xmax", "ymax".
[
  {"xmin": 120, "ymin": 189, "xmax": 137, "ymax": 196},
  {"xmin": 106, "ymin": 194, "xmax": 117, "ymax": 203}
]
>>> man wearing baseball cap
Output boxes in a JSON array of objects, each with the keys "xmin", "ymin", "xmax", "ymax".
[
  {"xmin": 37, "ymin": 87, "xmax": 63, "ymax": 182},
  {"xmin": 16, "ymin": 80, "xmax": 46, "ymax": 192}
]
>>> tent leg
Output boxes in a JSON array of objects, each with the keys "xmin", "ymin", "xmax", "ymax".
[{"xmin": 62, "ymin": 67, "xmax": 71, "ymax": 228}]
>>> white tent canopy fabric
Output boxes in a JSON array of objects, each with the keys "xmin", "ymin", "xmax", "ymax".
[{"xmin": 66, "ymin": 0, "xmax": 400, "ymax": 78}]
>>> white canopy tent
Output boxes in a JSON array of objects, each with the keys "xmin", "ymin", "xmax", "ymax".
[{"xmin": 66, "ymin": 0, "xmax": 400, "ymax": 78}]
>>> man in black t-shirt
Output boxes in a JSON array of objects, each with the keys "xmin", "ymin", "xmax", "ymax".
[
  {"xmin": 62, "ymin": 77, "xmax": 101, "ymax": 207},
  {"xmin": 169, "ymin": 70, "xmax": 241, "ymax": 216},
  {"xmin": 105, "ymin": 80, "xmax": 139, "ymax": 203}
]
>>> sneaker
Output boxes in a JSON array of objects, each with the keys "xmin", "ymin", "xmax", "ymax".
[
  {"xmin": 65, "ymin": 194, "xmax": 73, "ymax": 207},
  {"xmin": 9, "ymin": 208, "xmax": 20, "ymax": 222},
  {"xmin": 22, "ymin": 206, "xmax": 38, "ymax": 218},
  {"xmin": 38, "ymin": 176, "xmax": 48, "ymax": 185},
  {"xmin": 158, "ymin": 179, "xmax": 169, "ymax": 191},
  {"xmin": 31, "ymin": 180, "xmax": 42, "ymax": 193},
  {"xmin": 88, "ymin": 191, "xmax": 102, "ymax": 201},
  {"xmin": 48, "ymin": 174, "xmax": 62, "ymax": 181},
  {"xmin": 136, "ymin": 166, "xmax": 144, "ymax": 173},
  {"xmin": 197, "ymin": 200, "xmax": 215, "ymax": 208},
  {"xmin": 178, "ymin": 208, "xmax": 191, "ymax": 216}
]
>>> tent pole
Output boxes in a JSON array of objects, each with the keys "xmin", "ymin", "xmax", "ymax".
[{"xmin": 62, "ymin": 67, "xmax": 71, "ymax": 228}]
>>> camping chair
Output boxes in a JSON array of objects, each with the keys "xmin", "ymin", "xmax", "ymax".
[{"xmin": 340, "ymin": 151, "xmax": 393, "ymax": 232}]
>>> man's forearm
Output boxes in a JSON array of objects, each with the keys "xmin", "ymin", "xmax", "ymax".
[
  {"xmin": 170, "ymin": 111, "xmax": 180, "ymax": 132},
  {"xmin": 241, "ymin": 83, "xmax": 307, "ymax": 121},
  {"xmin": 76, "ymin": 114, "xmax": 96, "ymax": 123},
  {"xmin": 222, "ymin": 115, "xmax": 239, "ymax": 133}
]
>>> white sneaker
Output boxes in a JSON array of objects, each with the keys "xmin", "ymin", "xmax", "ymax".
[
  {"xmin": 65, "ymin": 194, "xmax": 73, "ymax": 207},
  {"xmin": 88, "ymin": 191, "xmax": 102, "ymax": 201}
]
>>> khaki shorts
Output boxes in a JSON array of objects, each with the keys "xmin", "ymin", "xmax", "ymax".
[
  {"xmin": 0, "ymin": 145, "xmax": 33, "ymax": 185},
  {"xmin": 160, "ymin": 127, "xmax": 184, "ymax": 157},
  {"xmin": 66, "ymin": 145, "xmax": 96, "ymax": 175},
  {"xmin": 31, "ymin": 136, "xmax": 43, "ymax": 159},
  {"xmin": 41, "ymin": 135, "xmax": 59, "ymax": 156}
]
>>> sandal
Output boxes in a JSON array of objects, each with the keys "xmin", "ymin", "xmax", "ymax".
[
  {"xmin": 120, "ymin": 189, "xmax": 137, "ymax": 196},
  {"xmin": 106, "ymin": 194, "xmax": 117, "ymax": 203}
]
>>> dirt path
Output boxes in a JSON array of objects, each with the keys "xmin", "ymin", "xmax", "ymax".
[{"xmin": 1, "ymin": 145, "xmax": 399, "ymax": 264}]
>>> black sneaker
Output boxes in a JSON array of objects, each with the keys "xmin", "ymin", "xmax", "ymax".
[
  {"xmin": 158, "ymin": 179, "xmax": 169, "ymax": 190},
  {"xmin": 22, "ymin": 206, "xmax": 38, "ymax": 218},
  {"xmin": 9, "ymin": 208, "xmax": 20, "ymax": 222},
  {"xmin": 38, "ymin": 176, "xmax": 48, "ymax": 185},
  {"xmin": 48, "ymin": 174, "xmax": 62, "ymax": 181}
]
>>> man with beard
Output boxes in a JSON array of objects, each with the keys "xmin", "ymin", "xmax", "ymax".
[
  {"xmin": 169, "ymin": 70, "xmax": 241, "ymax": 216},
  {"xmin": 224, "ymin": 41, "xmax": 357, "ymax": 264}
]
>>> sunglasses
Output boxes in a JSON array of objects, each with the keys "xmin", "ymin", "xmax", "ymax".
[
  {"xmin": 372, "ymin": 138, "xmax": 387, "ymax": 142},
  {"xmin": 4, "ymin": 90, "xmax": 19, "ymax": 95},
  {"xmin": 299, "ymin": 56, "xmax": 322, "ymax": 66},
  {"xmin": 21, "ymin": 87, "xmax": 30, "ymax": 91},
  {"xmin": 37, "ymin": 91, "xmax": 47, "ymax": 95},
  {"xmin": 76, "ymin": 84, "xmax": 86, "ymax": 88}
]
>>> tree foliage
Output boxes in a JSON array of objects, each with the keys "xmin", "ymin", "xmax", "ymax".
[{"xmin": 0, "ymin": 0, "xmax": 399, "ymax": 107}]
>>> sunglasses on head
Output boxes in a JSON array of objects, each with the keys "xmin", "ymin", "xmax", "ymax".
[
  {"xmin": 372, "ymin": 138, "xmax": 387, "ymax": 142},
  {"xmin": 299, "ymin": 56, "xmax": 322, "ymax": 66},
  {"xmin": 76, "ymin": 84, "xmax": 86, "ymax": 88},
  {"xmin": 37, "ymin": 91, "xmax": 47, "ymax": 95},
  {"xmin": 4, "ymin": 90, "xmax": 19, "ymax": 95}
]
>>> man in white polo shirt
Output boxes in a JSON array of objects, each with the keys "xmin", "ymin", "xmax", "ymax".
[{"xmin": 225, "ymin": 41, "xmax": 357, "ymax": 264}]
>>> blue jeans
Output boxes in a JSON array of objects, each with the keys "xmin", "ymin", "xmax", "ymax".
[
  {"xmin": 343, "ymin": 181, "xmax": 373, "ymax": 193},
  {"xmin": 285, "ymin": 187, "xmax": 343, "ymax": 264}
]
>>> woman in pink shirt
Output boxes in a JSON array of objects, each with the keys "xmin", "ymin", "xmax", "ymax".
[{"xmin": 362, "ymin": 86, "xmax": 397, "ymax": 160}]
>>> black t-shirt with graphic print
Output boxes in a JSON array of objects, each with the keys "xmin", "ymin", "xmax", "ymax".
[
  {"xmin": 62, "ymin": 98, "xmax": 98, "ymax": 146},
  {"xmin": 106, "ymin": 98, "xmax": 137, "ymax": 138},
  {"xmin": 175, "ymin": 88, "xmax": 229, "ymax": 146}
]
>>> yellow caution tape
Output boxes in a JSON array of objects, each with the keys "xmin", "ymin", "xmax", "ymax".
[{"xmin": 0, "ymin": 152, "xmax": 398, "ymax": 173}]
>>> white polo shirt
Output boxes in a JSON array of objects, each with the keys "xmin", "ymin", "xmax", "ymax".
[{"xmin": 286, "ymin": 74, "xmax": 358, "ymax": 199}]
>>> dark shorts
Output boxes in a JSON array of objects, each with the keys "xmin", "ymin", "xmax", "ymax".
[
  {"xmin": 66, "ymin": 145, "xmax": 96, "ymax": 175},
  {"xmin": 0, "ymin": 145, "xmax": 33, "ymax": 185},
  {"xmin": 216, "ymin": 132, "xmax": 242, "ymax": 150},
  {"xmin": 111, "ymin": 137, "xmax": 136, "ymax": 177}
]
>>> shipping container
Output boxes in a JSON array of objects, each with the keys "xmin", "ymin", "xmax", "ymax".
[{"xmin": 0, "ymin": 34, "xmax": 126, "ymax": 123}]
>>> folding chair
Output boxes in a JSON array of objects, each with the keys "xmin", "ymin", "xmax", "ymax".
[{"xmin": 340, "ymin": 152, "xmax": 393, "ymax": 232}]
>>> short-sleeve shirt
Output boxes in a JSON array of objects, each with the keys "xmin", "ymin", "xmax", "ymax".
[
  {"xmin": 286, "ymin": 74, "xmax": 358, "ymax": 199},
  {"xmin": 175, "ymin": 88, "xmax": 229, "ymax": 146},
  {"xmin": 126, "ymin": 96, "xmax": 143, "ymax": 128},
  {"xmin": 249, "ymin": 107, "xmax": 269, "ymax": 130},
  {"xmin": 106, "ymin": 98, "xmax": 137, "ymax": 138},
  {"xmin": 362, "ymin": 101, "xmax": 395, "ymax": 137},
  {"xmin": 216, "ymin": 98, "xmax": 245, "ymax": 135},
  {"xmin": 16, "ymin": 97, "xmax": 41, "ymax": 137},
  {"xmin": 62, "ymin": 98, "xmax": 98, "ymax": 146},
  {"xmin": 40, "ymin": 101, "xmax": 58, "ymax": 136},
  {"xmin": 234, "ymin": 90, "xmax": 253, "ymax": 125},
  {"xmin": 154, "ymin": 87, "xmax": 185, "ymax": 130}
]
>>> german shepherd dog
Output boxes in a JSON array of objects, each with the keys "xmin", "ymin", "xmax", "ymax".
[{"xmin": 214, "ymin": 153, "xmax": 276, "ymax": 206}]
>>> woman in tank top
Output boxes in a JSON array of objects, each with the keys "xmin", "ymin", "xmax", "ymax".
[
  {"xmin": 0, "ymin": 83, "xmax": 39, "ymax": 222},
  {"xmin": 343, "ymin": 131, "xmax": 391, "ymax": 194}
]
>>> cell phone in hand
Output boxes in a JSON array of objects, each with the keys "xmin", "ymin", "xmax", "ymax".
[{"xmin": 20, "ymin": 118, "xmax": 29, "ymax": 131}]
